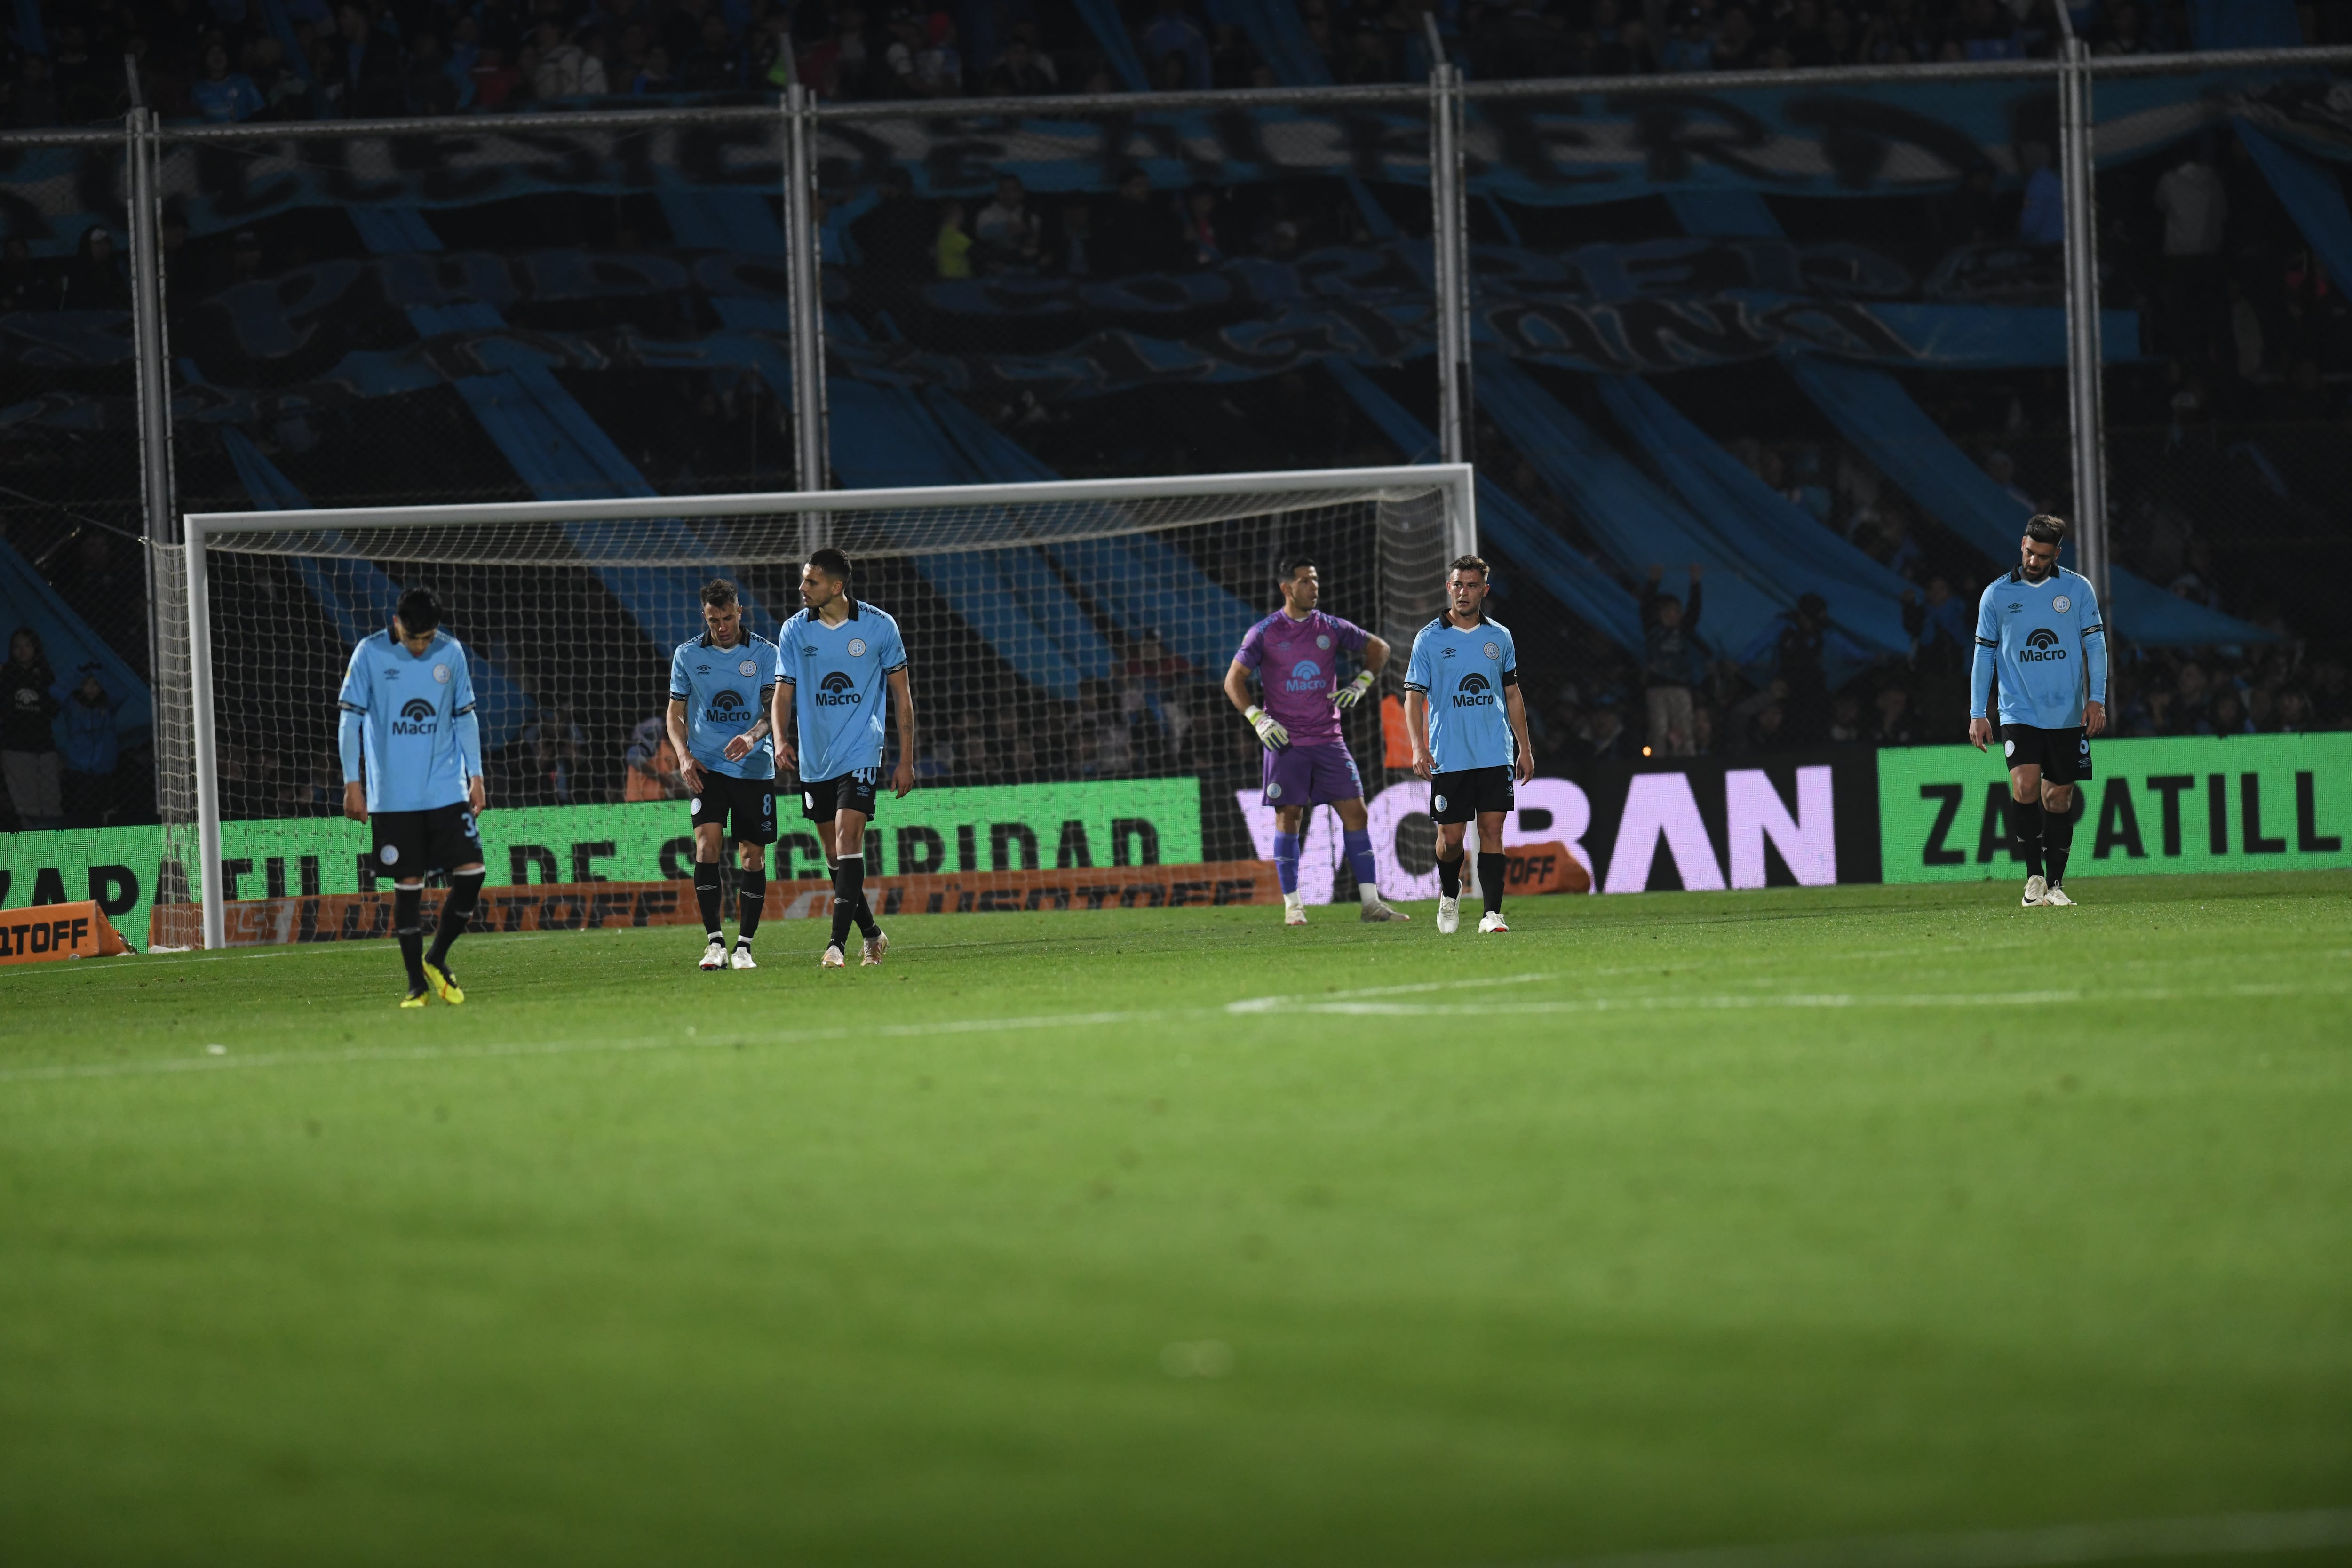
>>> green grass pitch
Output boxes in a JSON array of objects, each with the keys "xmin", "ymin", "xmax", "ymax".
[{"xmin": 2, "ymin": 873, "xmax": 2348, "ymax": 1567}]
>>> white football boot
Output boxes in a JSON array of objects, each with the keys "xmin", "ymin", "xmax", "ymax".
[
  {"xmin": 820, "ymin": 943, "xmax": 847, "ymax": 969},
  {"xmin": 1436, "ymin": 896, "xmax": 1460, "ymax": 935},
  {"xmin": 699, "ymin": 935, "xmax": 727, "ymax": 970},
  {"xmin": 2021, "ymin": 874, "xmax": 2049, "ymax": 907},
  {"xmin": 1478, "ymin": 910, "xmax": 1510, "ymax": 934},
  {"xmin": 729, "ymin": 940, "xmax": 757, "ymax": 970},
  {"xmin": 2042, "ymin": 884, "xmax": 2076, "ymax": 907},
  {"xmin": 861, "ymin": 929, "xmax": 890, "ymax": 967},
  {"xmin": 1283, "ymin": 895, "xmax": 1308, "ymax": 927}
]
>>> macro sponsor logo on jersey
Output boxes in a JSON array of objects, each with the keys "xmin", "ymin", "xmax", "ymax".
[
  {"xmin": 815, "ymin": 670, "xmax": 861, "ymax": 707},
  {"xmin": 1451, "ymin": 672, "xmax": 1495, "ymax": 708},
  {"xmin": 1283, "ymin": 657, "xmax": 1322, "ymax": 693},
  {"xmin": 392, "ymin": 697, "xmax": 438, "ymax": 735},
  {"xmin": 704, "ymin": 688, "xmax": 750, "ymax": 725},
  {"xmin": 2021, "ymin": 627, "xmax": 2068, "ymax": 662}
]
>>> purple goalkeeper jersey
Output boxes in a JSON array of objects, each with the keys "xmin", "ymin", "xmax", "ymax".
[{"xmin": 1234, "ymin": 608, "xmax": 1369, "ymax": 748}]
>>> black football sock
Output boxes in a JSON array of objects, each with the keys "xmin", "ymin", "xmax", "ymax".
[
  {"xmin": 426, "ymin": 870, "xmax": 484, "ymax": 968},
  {"xmin": 393, "ymin": 886, "xmax": 427, "ymax": 990},
  {"xmin": 830, "ymin": 853, "xmax": 864, "ymax": 951},
  {"xmin": 737, "ymin": 867, "xmax": 765, "ymax": 941},
  {"xmin": 854, "ymin": 891, "xmax": 881, "ymax": 940},
  {"xmin": 1478, "ymin": 852, "xmax": 1507, "ymax": 916},
  {"xmin": 694, "ymin": 860, "xmax": 723, "ymax": 937},
  {"xmin": 1436, "ymin": 851, "xmax": 1462, "ymax": 899},
  {"xmin": 2044, "ymin": 805, "xmax": 2074, "ymax": 886},
  {"xmin": 2009, "ymin": 797, "xmax": 2045, "ymax": 879}
]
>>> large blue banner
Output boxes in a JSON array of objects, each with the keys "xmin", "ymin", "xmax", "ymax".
[
  {"xmin": 0, "ymin": 237, "xmax": 2131, "ymax": 435},
  {"xmin": 0, "ymin": 70, "xmax": 2341, "ymax": 253}
]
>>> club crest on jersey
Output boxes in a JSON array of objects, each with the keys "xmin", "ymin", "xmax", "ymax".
[
  {"xmin": 847, "ymin": 638, "xmax": 866, "ymax": 658},
  {"xmin": 1483, "ymin": 642, "xmax": 1500, "ymax": 660},
  {"xmin": 393, "ymin": 697, "xmax": 438, "ymax": 735},
  {"xmin": 739, "ymin": 659, "xmax": 756, "ymax": 676},
  {"xmin": 432, "ymin": 663, "xmax": 451, "ymax": 684},
  {"xmin": 2052, "ymin": 595, "xmax": 2071, "ymax": 613},
  {"xmin": 2022, "ymin": 628, "xmax": 2068, "ymax": 662},
  {"xmin": 1316, "ymin": 634, "xmax": 1331, "ymax": 649},
  {"xmin": 1451, "ymin": 672, "xmax": 1495, "ymax": 708},
  {"xmin": 816, "ymin": 670, "xmax": 862, "ymax": 707}
]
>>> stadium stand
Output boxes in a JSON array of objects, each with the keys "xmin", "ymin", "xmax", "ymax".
[{"xmin": 3, "ymin": 1, "xmax": 2351, "ymax": 829}]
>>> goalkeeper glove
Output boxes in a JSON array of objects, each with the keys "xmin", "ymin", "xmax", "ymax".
[
  {"xmin": 1331, "ymin": 669, "xmax": 1376, "ymax": 709},
  {"xmin": 1244, "ymin": 705, "xmax": 1290, "ymax": 752}
]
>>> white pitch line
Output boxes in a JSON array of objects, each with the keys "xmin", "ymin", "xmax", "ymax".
[
  {"xmin": 1231, "ymin": 979, "xmax": 2352, "ymax": 1018},
  {"xmin": 0, "ymin": 1009, "xmax": 1177, "ymax": 1087},
  {"xmin": 1487, "ymin": 1505, "xmax": 2352, "ymax": 1568},
  {"xmin": 7, "ymin": 977, "xmax": 2348, "ymax": 1089},
  {"xmin": 1226, "ymin": 972, "xmax": 1559, "ymax": 1013}
]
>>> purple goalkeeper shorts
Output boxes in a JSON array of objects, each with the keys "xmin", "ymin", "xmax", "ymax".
[{"xmin": 1262, "ymin": 740, "xmax": 1364, "ymax": 808}]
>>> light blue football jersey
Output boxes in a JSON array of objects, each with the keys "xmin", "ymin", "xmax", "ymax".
[
  {"xmin": 669, "ymin": 631, "xmax": 780, "ymax": 780},
  {"xmin": 778, "ymin": 599, "xmax": 907, "ymax": 782},
  {"xmin": 1403, "ymin": 613, "xmax": 1520, "ymax": 773},
  {"xmin": 336, "ymin": 629, "xmax": 477, "ymax": 812},
  {"xmin": 1971, "ymin": 565, "xmax": 2108, "ymax": 728}
]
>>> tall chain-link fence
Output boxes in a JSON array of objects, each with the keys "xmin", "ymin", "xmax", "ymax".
[{"xmin": 7, "ymin": 48, "xmax": 2352, "ymax": 850}]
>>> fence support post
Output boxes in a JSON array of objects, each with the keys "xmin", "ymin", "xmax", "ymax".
[
  {"xmin": 1426, "ymin": 31, "xmax": 1471, "ymax": 468},
  {"xmin": 2058, "ymin": 29, "xmax": 2111, "ymax": 622},
  {"xmin": 784, "ymin": 83, "xmax": 830, "ymax": 546}
]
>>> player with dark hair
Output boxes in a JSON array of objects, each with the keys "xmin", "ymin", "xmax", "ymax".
[
  {"xmin": 1222, "ymin": 553, "xmax": 1407, "ymax": 925},
  {"xmin": 772, "ymin": 548, "xmax": 916, "ymax": 969},
  {"xmin": 667, "ymin": 578, "xmax": 781, "ymax": 970},
  {"xmin": 338, "ymin": 587, "xmax": 487, "ymax": 1007},
  {"xmin": 1970, "ymin": 513, "xmax": 2107, "ymax": 907},
  {"xmin": 1404, "ymin": 556, "xmax": 1536, "ymax": 935}
]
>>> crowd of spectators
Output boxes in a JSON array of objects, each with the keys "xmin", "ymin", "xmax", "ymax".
[{"xmin": 10, "ymin": 0, "xmax": 2342, "ymax": 129}]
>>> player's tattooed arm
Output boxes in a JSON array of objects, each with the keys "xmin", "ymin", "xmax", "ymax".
[
  {"xmin": 888, "ymin": 666, "xmax": 916, "ymax": 797},
  {"xmin": 722, "ymin": 686, "xmax": 776, "ymax": 761},
  {"xmin": 667, "ymin": 697, "xmax": 701, "ymax": 794}
]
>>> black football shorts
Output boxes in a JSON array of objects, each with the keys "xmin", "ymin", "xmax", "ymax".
[
  {"xmin": 372, "ymin": 802, "xmax": 483, "ymax": 882},
  {"xmin": 2000, "ymin": 724, "xmax": 2092, "ymax": 785},
  {"xmin": 1429, "ymin": 765, "xmax": 1516, "ymax": 824},
  {"xmin": 799, "ymin": 768, "xmax": 882, "ymax": 824},
  {"xmin": 692, "ymin": 771, "xmax": 778, "ymax": 844}
]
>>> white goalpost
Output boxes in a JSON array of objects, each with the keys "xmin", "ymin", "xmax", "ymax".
[{"xmin": 158, "ymin": 466, "xmax": 1476, "ymax": 951}]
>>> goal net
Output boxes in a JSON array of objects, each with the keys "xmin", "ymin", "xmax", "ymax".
[{"xmin": 153, "ymin": 468, "xmax": 1472, "ymax": 949}]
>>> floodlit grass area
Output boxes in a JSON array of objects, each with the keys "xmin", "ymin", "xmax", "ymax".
[{"xmin": 2, "ymin": 873, "xmax": 2348, "ymax": 1567}]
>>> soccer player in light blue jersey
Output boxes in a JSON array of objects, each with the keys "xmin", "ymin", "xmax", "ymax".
[
  {"xmin": 666, "ymin": 578, "xmax": 781, "ymax": 971},
  {"xmin": 337, "ymin": 587, "xmax": 486, "ymax": 1008},
  {"xmin": 771, "ymin": 548, "xmax": 916, "ymax": 970},
  {"xmin": 1403, "ymin": 555, "xmax": 1537, "ymax": 935},
  {"xmin": 1969, "ymin": 513, "xmax": 2108, "ymax": 907}
]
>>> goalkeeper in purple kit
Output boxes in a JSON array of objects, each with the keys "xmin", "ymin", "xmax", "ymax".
[{"xmin": 1222, "ymin": 556, "xmax": 1409, "ymax": 926}]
